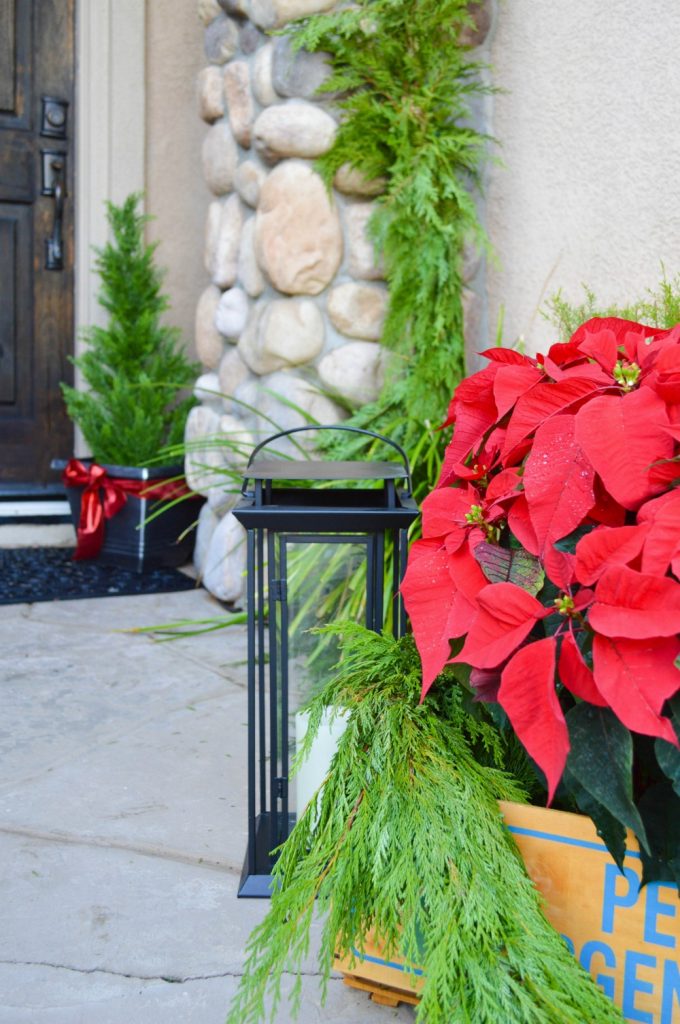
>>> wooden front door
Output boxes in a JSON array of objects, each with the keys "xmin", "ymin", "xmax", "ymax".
[{"xmin": 0, "ymin": 0, "xmax": 75, "ymax": 488}]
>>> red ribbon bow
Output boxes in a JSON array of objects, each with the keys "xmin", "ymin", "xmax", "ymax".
[{"xmin": 62, "ymin": 459, "xmax": 192, "ymax": 560}]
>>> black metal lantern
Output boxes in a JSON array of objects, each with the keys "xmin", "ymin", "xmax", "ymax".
[{"xmin": 233, "ymin": 426, "xmax": 419, "ymax": 897}]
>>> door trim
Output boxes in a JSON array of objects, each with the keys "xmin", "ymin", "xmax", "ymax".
[{"xmin": 74, "ymin": 0, "xmax": 146, "ymax": 453}]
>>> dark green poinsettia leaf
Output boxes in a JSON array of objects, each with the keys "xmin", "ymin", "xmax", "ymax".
[
  {"xmin": 656, "ymin": 721, "xmax": 680, "ymax": 790},
  {"xmin": 473, "ymin": 542, "xmax": 545, "ymax": 595},
  {"xmin": 565, "ymin": 703, "xmax": 649, "ymax": 853},
  {"xmin": 638, "ymin": 782, "xmax": 680, "ymax": 888},
  {"xmin": 553, "ymin": 522, "xmax": 597, "ymax": 555},
  {"xmin": 656, "ymin": 693, "xmax": 680, "ymax": 797},
  {"xmin": 563, "ymin": 768, "xmax": 627, "ymax": 870}
]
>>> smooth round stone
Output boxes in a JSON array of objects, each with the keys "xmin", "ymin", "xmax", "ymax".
[
  {"xmin": 193, "ymin": 371, "xmax": 221, "ymax": 403},
  {"xmin": 333, "ymin": 163, "xmax": 386, "ymax": 197},
  {"xmin": 252, "ymin": 42, "xmax": 279, "ymax": 107},
  {"xmin": 197, "ymin": 66, "xmax": 225, "ymax": 123},
  {"xmin": 205, "ymin": 194, "xmax": 243, "ymax": 289},
  {"xmin": 345, "ymin": 202, "xmax": 384, "ymax": 280},
  {"xmin": 318, "ymin": 340, "xmax": 387, "ymax": 407},
  {"xmin": 215, "ymin": 286, "xmax": 250, "ymax": 339},
  {"xmin": 327, "ymin": 282, "xmax": 388, "ymax": 341},
  {"xmin": 234, "ymin": 160, "xmax": 266, "ymax": 208},
  {"xmin": 193, "ymin": 502, "xmax": 219, "ymax": 577},
  {"xmin": 204, "ymin": 14, "xmax": 239, "ymax": 64},
  {"xmin": 252, "ymin": 369, "xmax": 346, "ymax": 454},
  {"xmin": 202, "ymin": 121, "xmax": 238, "ymax": 195},
  {"xmin": 237, "ymin": 216, "xmax": 266, "ymax": 297},
  {"xmin": 253, "ymin": 100, "xmax": 337, "ymax": 162},
  {"xmin": 272, "ymin": 36, "xmax": 332, "ymax": 99},
  {"xmin": 218, "ymin": 346, "xmax": 253, "ymax": 407},
  {"xmin": 198, "ymin": 0, "xmax": 222, "ymax": 26},
  {"xmin": 255, "ymin": 160, "xmax": 342, "ymax": 295},
  {"xmin": 195, "ymin": 284, "xmax": 226, "ymax": 368},
  {"xmin": 184, "ymin": 404, "xmax": 223, "ymax": 495},
  {"xmin": 224, "ymin": 60, "xmax": 255, "ymax": 148},
  {"xmin": 202, "ymin": 511, "xmax": 247, "ymax": 601},
  {"xmin": 238, "ymin": 298, "xmax": 324, "ymax": 374},
  {"xmin": 247, "ymin": 0, "xmax": 336, "ymax": 30},
  {"xmin": 239, "ymin": 20, "xmax": 266, "ymax": 55}
]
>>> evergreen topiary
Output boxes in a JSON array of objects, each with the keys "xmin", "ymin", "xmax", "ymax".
[{"xmin": 61, "ymin": 194, "xmax": 198, "ymax": 467}]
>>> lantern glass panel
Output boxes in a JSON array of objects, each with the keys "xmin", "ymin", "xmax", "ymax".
[{"xmin": 267, "ymin": 533, "xmax": 372, "ymax": 851}]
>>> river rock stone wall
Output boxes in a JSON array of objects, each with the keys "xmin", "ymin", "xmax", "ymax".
[{"xmin": 189, "ymin": 0, "xmax": 495, "ymax": 602}]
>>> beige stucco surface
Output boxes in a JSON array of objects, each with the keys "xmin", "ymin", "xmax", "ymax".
[
  {"xmin": 487, "ymin": 0, "xmax": 680, "ymax": 355},
  {"xmin": 145, "ymin": 1, "xmax": 210, "ymax": 359}
]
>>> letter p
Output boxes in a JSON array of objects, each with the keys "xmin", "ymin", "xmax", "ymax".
[{"xmin": 602, "ymin": 863, "xmax": 640, "ymax": 934}]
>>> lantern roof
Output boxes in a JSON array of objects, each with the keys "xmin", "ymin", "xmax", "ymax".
[{"xmin": 244, "ymin": 458, "xmax": 408, "ymax": 484}]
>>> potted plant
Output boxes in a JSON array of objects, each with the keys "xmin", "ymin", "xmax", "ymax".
[
  {"xmin": 57, "ymin": 194, "xmax": 202, "ymax": 572},
  {"xmin": 227, "ymin": 316, "xmax": 679, "ymax": 1024},
  {"xmin": 398, "ymin": 315, "xmax": 680, "ymax": 1019}
]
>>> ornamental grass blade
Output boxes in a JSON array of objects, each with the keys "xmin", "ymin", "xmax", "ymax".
[
  {"xmin": 472, "ymin": 541, "xmax": 544, "ymax": 595},
  {"xmin": 564, "ymin": 704, "xmax": 648, "ymax": 853}
]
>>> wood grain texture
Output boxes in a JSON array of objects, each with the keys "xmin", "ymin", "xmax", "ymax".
[
  {"xmin": 0, "ymin": 0, "xmax": 75, "ymax": 484},
  {"xmin": 0, "ymin": 0, "xmax": 15, "ymax": 112}
]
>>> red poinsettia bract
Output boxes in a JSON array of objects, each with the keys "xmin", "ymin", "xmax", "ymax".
[{"xmin": 402, "ymin": 318, "xmax": 680, "ymax": 802}]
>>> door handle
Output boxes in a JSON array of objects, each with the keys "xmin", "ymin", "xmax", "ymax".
[{"xmin": 44, "ymin": 158, "xmax": 64, "ymax": 271}]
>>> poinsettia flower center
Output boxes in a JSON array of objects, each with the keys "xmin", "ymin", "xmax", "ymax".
[
  {"xmin": 554, "ymin": 594, "xmax": 576, "ymax": 616},
  {"xmin": 464, "ymin": 503, "xmax": 504, "ymax": 542},
  {"xmin": 612, "ymin": 359, "xmax": 641, "ymax": 390}
]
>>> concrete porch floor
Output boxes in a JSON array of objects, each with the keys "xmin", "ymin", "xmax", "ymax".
[{"xmin": 0, "ymin": 584, "xmax": 414, "ymax": 1023}]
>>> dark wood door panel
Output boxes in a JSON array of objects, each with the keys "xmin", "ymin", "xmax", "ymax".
[
  {"xmin": 0, "ymin": 217, "xmax": 18, "ymax": 404},
  {"xmin": 0, "ymin": 0, "xmax": 74, "ymax": 486},
  {"xmin": 0, "ymin": 1, "xmax": 16, "ymax": 112},
  {"xmin": 0, "ymin": 0, "xmax": 31, "ymax": 128},
  {"xmin": 0, "ymin": 135, "xmax": 34, "ymax": 201}
]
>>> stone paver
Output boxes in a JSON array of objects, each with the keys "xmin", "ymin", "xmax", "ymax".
[{"xmin": 0, "ymin": 588, "xmax": 415, "ymax": 1023}]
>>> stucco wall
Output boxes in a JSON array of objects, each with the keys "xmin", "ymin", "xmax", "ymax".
[
  {"xmin": 486, "ymin": 1, "xmax": 680, "ymax": 355},
  {"xmin": 145, "ymin": 1, "xmax": 210, "ymax": 358}
]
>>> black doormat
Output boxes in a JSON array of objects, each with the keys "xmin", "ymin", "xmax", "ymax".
[{"xmin": 0, "ymin": 547, "xmax": 198, "ymax": 605}]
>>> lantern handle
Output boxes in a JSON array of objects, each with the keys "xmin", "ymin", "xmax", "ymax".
[{"xmin": 244, "ymin": 424, "xmax": 413, "ymax": 496}]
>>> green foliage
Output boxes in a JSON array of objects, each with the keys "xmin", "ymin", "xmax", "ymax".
[
  {"xmin": 227, "ymin": 625, "xmax": 623, "ymax": 1024},
  {"xmin": 284, "ymin": 0, "xmax": 492, "ymax": 502},
  {"xmin": 544, "ymin": 267, "xmax": 680, "ymax": 341},
  {"xmin": 61, "ymin": 194, "xmax": 198, "ymax": 466}
]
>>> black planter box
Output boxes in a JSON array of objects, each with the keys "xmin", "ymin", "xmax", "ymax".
[{"xmin": 54, "ymin": 460, "xmax": 204, "ymax": 573}]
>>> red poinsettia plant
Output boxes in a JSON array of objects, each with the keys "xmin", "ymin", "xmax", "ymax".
[{"xmin": 402, "ymin": 317, "xmax": 680, "ymax": 883}]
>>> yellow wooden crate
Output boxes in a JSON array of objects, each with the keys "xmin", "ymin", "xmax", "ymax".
[{"xmin": 336, "ymin": 801, "xmax": 680, "ymax": 1021}]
